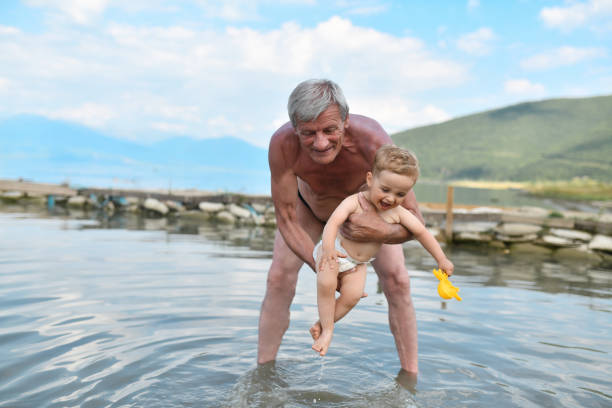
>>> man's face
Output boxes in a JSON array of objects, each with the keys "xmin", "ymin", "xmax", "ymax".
[{"xmin": 295, "ymin": 104, "xmax": 348, "ymax": 165}]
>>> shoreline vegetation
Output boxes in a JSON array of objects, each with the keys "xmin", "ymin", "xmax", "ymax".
[{"xmin": 451, "ymin": 177, "xmax": 612, "ymax": 202}]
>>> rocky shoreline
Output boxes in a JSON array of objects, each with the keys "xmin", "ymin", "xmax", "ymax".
[{"xmin": 2, "ymin": 185, "xmax": 611, "ymax": 266}]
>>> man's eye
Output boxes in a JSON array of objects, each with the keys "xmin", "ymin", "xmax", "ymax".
[{"xmin": 324, "ymin": 128, "xmax": 337, "ymax": 135}]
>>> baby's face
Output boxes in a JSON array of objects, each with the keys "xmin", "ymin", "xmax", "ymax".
[{"xmin": 367, "ymin": 170, "xmax": 415, "ymax": 211}]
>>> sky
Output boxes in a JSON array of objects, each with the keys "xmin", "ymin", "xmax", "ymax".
[{"xmin": 0, "ymin": 0, "xmax": 611, "ymax": 147}]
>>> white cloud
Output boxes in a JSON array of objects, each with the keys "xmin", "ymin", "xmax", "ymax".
[
  {"xmin": 540, "ymin": 0, "xmax": 612, "ymax": 32},
  {"xmin": 25, "ymin": 0, "xmax": 110, "ymax": 24},
  {"xmin": 467, "ymin": 0, "xmax": 480, "ymax": 11},
  {"xmin": 521, "ymin": 46, "xmax": 606, "ymax": 70},
  {"xmin": 346, "ymin": 5, "xmax": 389, "ymax": 15},
  {"xmin": 0, "ymin": 16, "xmax": 466, "ymax": 146},
  {"xmin": 504, "ymin": 79, "xmax": 546, "ymax": 96},
  {"xmin": 40, "ymin": 103, "xmax": 116, "ymax": 127},
  {"xmin": 0, "ymin": 77, "xmax": 10, "ymax": 92},
  {"xmin": 0, "ymin": 25, "xmax": 22, "ymax": 35},
  {"xmin": 456, "ymin": 27, "xmax": 496, "ymax": 56},
  {"xmin": 352, "ymin": 96, "xmax": 451, "ymax": 133}
]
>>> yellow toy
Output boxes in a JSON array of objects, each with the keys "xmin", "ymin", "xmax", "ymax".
[{"xmin": 433, "ymin": 269, "xmax": 462, "ymax": 301}]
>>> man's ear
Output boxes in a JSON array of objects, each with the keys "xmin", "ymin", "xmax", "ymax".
[{"xmin": 344, "ymin": 116, "xmax": 349, "ymax": 129}]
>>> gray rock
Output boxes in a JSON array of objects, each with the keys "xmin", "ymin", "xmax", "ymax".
[
  {"xmin": 549, "ymin": 228, "xmax": 592, "ymax": 242},
  {"xmin": 67, "ymin": 195, "xmax": 88, "ymax": 207},
  {"xmin": 1, "ymin": 191, "xmax": 24, "ymax": 202},
  {"xmin": 514, "ymin": 206, "xmax": 550, "ymax": 217},
  {"xmin": 537, "ymin": 235, "xmax": 579, "ymax": 248},
  {"xmin": 179, "ymin": 210, "xmax": 211, "ymax": 221},
  {"xmin": 495, "ymin": 223, "xmax": 542, "ymax": 236},
  {"xmin": 126, "ymin": 196, "xmax": 140, "ymax": 205},
  {"xmin": 556, "ymin": 245, "xmax": 602, "ymax": 262},
  {"xmin": 510, "ymin": 243, "xmax": 553, "ymax": 255},
  {"xmin": 454, "ymin": 222, "xmax": 498, "ymax": 234},
  {"xmin": 599, "ymin": 213, "xmax": 612, "ymax": 223},
  {"xmin": 251, "ymin": 203, "xmax": 267, "ymax": 214},
  {"xmin": 495, "ymin": 233, "xmax": 538, "ymax": 242},
  {"xmin": 216, "ymin": 211, "xmax": 236, "ymax": 224},
  {"xmin": 165, "ymin": 200, "xmax": 184, "ymax": 212},
  {"xmin": 264, "ymin": 214, "xmax": 277, "ymax": 227},
  {"xmin": 588, "ymin": 235, "xmax": 612, "ymax": 253},
  {"xmin": 469, "ymin": 207, "xmax": 503, "ymax": 214},
  {"xmin": 144, "ymin": 198, "xmax": 169, "ymax": 215},
  {"xmin": 199, "ymin": 201, "xmax": 225, "ymax": 213},
  {"xmin": 104, "ymin": 201, "xmax": 115, "ymax": 213},
  {"xmin": 126, "ymin": 204, "xmax": 141, "ymax": 213},
  {"xmin": 252, "ymin": 214, "xmax": 266, "ymax": 225},
  {"xmin": 454, "ymin": 232, "xmax": 493, "ymax": 242},
  {"xmin": 228, "ymin": 203, "xmax": 252, "ymax": 219}
]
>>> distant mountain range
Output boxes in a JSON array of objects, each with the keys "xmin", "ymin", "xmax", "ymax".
[
  {"xmin": 0, "ymin": 115, "xmax": 270, "ymax": 193},
  {"xmin": 2, "ymin": 94, "xmax": 610, "ymax": 194},
  {"xmin": 392, "ymin": 94, "xmax": 612, "ymax": 182}
]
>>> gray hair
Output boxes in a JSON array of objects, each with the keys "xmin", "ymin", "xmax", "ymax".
[{"xmin": 287, "ymin": 79, "xmax": 349, "ymax": 128}]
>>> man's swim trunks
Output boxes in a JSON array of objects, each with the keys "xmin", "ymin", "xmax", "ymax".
[
  {"xmin": 298, "ymin": 189, "xmax": 326, "ymax": 223},
  {"xmin": 313, "ymin": 237, "xmax": 375, "ymax": 273}
]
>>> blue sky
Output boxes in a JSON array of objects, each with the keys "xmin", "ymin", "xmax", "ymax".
[{"xmin": 0, "ymin": 0, "xmax": 610, "ymax": 147}]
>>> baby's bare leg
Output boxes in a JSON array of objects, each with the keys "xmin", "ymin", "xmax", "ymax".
[
  {"xmin": 334, "ymin": 264, "xmax": 367, "ymax": 322},
  {"xmin": 312, "ymin": 257, "xmax": 339, "ymax": 356},
  {"xmin": 311, "ymin": 264, "xmax": 367, "ymax": 348}
]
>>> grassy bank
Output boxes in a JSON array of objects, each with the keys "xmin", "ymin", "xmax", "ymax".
[
  {"xmin": 524, "ymin": 178, "xmax": 612, "ymax": 201},
  {"xmin": 451, "ymin": 178, "xmax": 612, "ymax": 201}
]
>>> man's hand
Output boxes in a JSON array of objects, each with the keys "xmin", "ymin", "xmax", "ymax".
[{"xmin": 340, "ymin": 193, "xmax": 411, "ymax": 244}]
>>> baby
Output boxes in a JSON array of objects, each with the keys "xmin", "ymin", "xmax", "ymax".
[{"xmin": 311, "ymin": 145, "xmax": 454, "ymax": 356}]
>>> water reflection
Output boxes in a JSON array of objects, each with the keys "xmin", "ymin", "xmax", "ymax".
[{"xmin": 1, "ymin": 209, "xmax": 610, "ymax": 408}]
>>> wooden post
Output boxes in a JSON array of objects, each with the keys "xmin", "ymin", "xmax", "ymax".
[{"xmin": 445, "ymin": 185, "xmax": 454, "ymax": 242}]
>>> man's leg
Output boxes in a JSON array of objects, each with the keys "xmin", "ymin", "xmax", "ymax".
[
  {"xmin": 371, "ymin": 244, "xmax": 418, "ymax": 374},
  {"xmin": 257, "ymin": 231, "xmax": 304, "ymax": 364},
  {"xmin": 257, "ymin": 198, "xmax": 323, "ymax": 365}
]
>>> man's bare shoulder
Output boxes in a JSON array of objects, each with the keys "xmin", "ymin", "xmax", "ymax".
[
  {"xmin": 348, "ymin": 115, "xmax": 390, "ymax": 141},
  {"xmin": 346, "ymin": 114, "xmax": 393, "ymax": 158},
  {"xmin": 269, "ymin": 122, "xmax": 299, "ymax": 168}
]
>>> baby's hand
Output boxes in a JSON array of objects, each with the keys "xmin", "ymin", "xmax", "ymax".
[{"xmin": 439, "ymin": 259, "xmax": 454, "ymax": 276}]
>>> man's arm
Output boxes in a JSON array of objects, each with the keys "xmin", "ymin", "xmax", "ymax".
[
  {"xmin": 269, "ymin": 132, "xmax": 318, "ymax": 271},
  {"xmin": 341, "ymin": 190, "xmax": 424, "ymax": 244}
]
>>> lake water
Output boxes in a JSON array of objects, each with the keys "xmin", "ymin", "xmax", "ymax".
[{"xmin": 0, "ymin": 210, "xmax": 611, "ymax": 407}]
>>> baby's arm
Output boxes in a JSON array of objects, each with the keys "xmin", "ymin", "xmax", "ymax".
[
  {"xmin": 320, "ymin": 195, "xmax": 360, "ymax": 260},
  {"xmin": 396, "ymin": 207, "xmax": 454, "ymax": 275}
]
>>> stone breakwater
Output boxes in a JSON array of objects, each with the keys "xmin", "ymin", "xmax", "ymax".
[{"xmin": 2, "ymin": 188, "xmax": 612, "ymax": 265}]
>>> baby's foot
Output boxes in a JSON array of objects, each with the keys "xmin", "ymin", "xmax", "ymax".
[
  {"xmin": 312, "ymin": 330, "xmax": 333, "ymax": 356},
  {"xmin": 309, "ymin": 321, "xmax": 322, "ymax": 340}
]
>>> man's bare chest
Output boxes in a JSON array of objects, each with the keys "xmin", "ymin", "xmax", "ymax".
[{"xmin": 296, "ymin": 163, "xmax": 368, "ymax": 195}]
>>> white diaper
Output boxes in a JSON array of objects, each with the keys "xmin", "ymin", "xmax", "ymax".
[{"xmin": 313, "ymin": 237, "xmax": 374, "ymax": 272}]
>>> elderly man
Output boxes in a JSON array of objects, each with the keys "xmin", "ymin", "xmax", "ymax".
[{"xmin": 258, "ymin": 79, "xmax": 423, "ymax": 374}]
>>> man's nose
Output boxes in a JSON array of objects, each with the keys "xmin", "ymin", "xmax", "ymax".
[{"xmin": 313, "ymin": 132, "xmax": 329, "ymax": 149}]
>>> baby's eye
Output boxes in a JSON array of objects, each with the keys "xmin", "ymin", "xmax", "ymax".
[
  {"xmin": 397, "ymin": 192, "xmax": 406, "ymax": 197},
  {"xmin": 381, "ymin": 188, "xmax": 389, "ymax": 192}
]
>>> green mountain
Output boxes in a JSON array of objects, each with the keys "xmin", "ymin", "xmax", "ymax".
[{"xmin": 391, "ymin": 94, "xmax": 612, "ymax": 182}]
